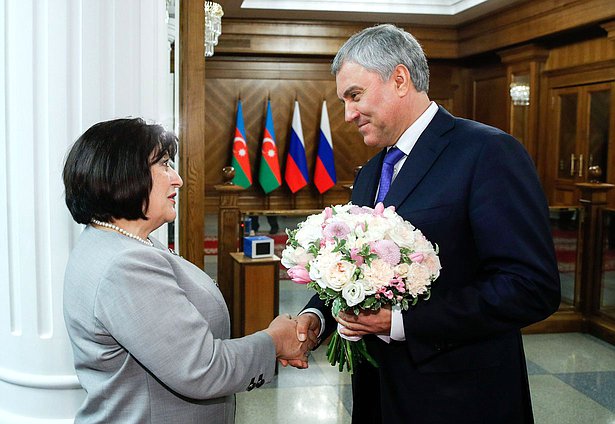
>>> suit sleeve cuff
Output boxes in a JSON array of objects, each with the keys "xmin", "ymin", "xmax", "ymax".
[{"xmin": 299, "ymin": 308, "xmax": 326, "ymax": 340}]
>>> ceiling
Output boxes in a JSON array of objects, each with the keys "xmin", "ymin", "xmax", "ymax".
[{"xmin": 218, "ymin": 0, "xmax": 528, "ymax": 26}]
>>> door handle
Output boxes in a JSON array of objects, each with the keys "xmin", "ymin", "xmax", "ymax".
[
  {"xmin": 578, "ymin": 154, "xmax": 583, "ymax": 177},
  {"xmin": 570, "ymin": 154, "xmax": 575, "ymax": 177}
]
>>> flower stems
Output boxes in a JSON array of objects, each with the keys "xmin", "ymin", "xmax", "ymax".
[{"xmin": 326, "ymin": 332, "xmax": 379, "ymax": 373}]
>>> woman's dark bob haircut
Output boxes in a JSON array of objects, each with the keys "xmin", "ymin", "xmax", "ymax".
[{"xmin": 63, "ymin": 117, "xmax": 178, "ymax": 224}]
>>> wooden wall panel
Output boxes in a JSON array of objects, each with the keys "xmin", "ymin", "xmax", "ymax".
[
  {"xmin": 217, "ymin": 19, "xmax": 459, "ymax": 59},
  {"xmin": 545, "ymin": 37, "xmax": 615, "ymax": 72},
  {"xmin": 459, "ymin": 0, "xmax": 615, "ymax": 57},
  {"xmin": 472, "ymin": 75, "xmax": 508, "ymax": 132}
]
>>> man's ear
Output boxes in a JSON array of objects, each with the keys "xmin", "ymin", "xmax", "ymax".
[{"xmin": 392, "ymin": 64, "xmax": 413, "ymax": 97}]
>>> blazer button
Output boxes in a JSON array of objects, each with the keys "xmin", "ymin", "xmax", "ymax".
[
  {"xmin": 255, "ymin": 374, "xmax": 265, "ymax": 388},
  {"xmin": 247, "ymin": 378, "xmax": 256, "ymax": 391}
]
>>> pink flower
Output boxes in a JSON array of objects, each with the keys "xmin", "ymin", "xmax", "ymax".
[
  {"xmin": 350, "ymin": 248, "xmax": 364, "ymax": 266},
  {"xmin": 384, "ymin": 290, "xmax": 394, "ymax": 299},
  {"xmin": 287, "ymin": 265, "xmax": 311, "ymax": 284},
  {"xmin": 349, "ymin": 205, "xmax": 370, "ymax": 215},
  {"xmin": 323, "ymin": 221, "xmax": 351, "ymax": 239},
  {"xmin": 324, "ymin": 207, "xmax": 333, "ymax": 220},
  {"xmin": 410, "ymin": 252, "xmax": 425, "ymax": 263},
  {"xmin": 373, "ymin": 202, "xmax": 385, "ymax": 216},
  {"xmin": 372, "ymin": 239, "xmax": 401, "ymax": 265}
]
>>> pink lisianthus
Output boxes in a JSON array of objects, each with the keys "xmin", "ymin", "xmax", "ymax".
[
  {"xmin": 371, "ymin": 239, "xmax": 401, "ymax": 265},
  {"xmin": 350, "ymin": 248, "xmax": 365, "ymax": 266},
  {"xmin": 323, "ymin": 221, "xmax": 351, "ymax": 240},
  {"xmin": 373, "ymin": 202, "xmax": 385, "ymax": 216},
  {"xmin": 324, "ymin": 206, "xmax": 333, "ymax": 220},
  {"xmin": 377, "ymin": 286, "xmax": 394, "ymax": 299},
  {"xmin": 409, "ymin": 252, "xmax": 425, "ymax": 263},
  {"xmin": 287, "ymin": 265, "xmax": 311, "ymax": 284}
]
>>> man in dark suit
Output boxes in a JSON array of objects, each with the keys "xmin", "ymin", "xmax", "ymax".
[{"xmin": 294, "ymin": 24, "xmax": 561, "ymax": 423}]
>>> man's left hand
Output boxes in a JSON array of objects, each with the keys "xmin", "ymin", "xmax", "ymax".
[{"xmin": 335, "ymin": 306, "xmax": 392, "ymax": 337}]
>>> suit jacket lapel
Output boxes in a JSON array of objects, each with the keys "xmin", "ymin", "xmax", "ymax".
[
  {"xmin": 385, "ymin": 106, "xmax": 455, "ymax": 208},
  {"xmin": 351, "ymin": 148, "xmax": 386, "ymax": 206}
]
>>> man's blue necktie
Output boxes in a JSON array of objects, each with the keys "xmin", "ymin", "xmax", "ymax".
[{"xmin": 375, "ymin": 146, "xmax": 405, "ymax": 204}]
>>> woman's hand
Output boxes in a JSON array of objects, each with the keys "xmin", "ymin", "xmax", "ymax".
[{"xmin": 264, "ymin": 314, "xmax": 312, "ymax": 368}]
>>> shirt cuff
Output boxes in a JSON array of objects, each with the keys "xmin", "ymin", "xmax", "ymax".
[
  {"xmin": 390, "ymin": 304, "xmax": 406, "ymax": 341},
  {"xmin": 299, "ymin": 308, "xmax": 326, "ymax": 340}
]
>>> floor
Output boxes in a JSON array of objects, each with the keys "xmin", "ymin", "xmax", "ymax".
[
  {"xmin": 202, "ymin": 215, "xmax": 615, "ymax": 424},
  {"xmin": 234, "ymin": 281, "xmax": 615, "ymax": 424}
]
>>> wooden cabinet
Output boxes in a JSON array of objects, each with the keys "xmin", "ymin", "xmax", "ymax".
[
  {"xmin": 230, "ymin": 252, "xmax": 280, "ymax": 337},
  {"xmin": 550, "ymin": 82, "xmax": 615, "ymax": 205}
]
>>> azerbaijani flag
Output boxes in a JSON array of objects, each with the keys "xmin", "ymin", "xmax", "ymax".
[
  {"xmin": 231, "ymin": 100, "xmax": 252, "ymax": 188},
  {"xmin": 313, "ymin": 100, "xmax": 336, "ymax": 193},
  {"xmin": 258, "ymin": 100, "xmax": 282, "ymax": 194},
  {"xmin": 284, "ymin": 100, "xmax": 309, "ymax": 193}
]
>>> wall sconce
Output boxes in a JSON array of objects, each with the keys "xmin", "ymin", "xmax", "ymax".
[
  {"xmin": 509, "ymin": 82, "xmax": 530, "ymax": 106},
  {"xmin": 204, "ymin": 1, "xmax": 223, "ymax": 57}
]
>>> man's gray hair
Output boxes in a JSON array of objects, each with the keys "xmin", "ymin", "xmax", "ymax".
[{"xmin": 331, "ymin": 24, "xmax": 430, "ymax": 93}]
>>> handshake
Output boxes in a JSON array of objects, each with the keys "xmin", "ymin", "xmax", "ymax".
[{"xmin": 263, "ymin": 313, "xmax": 321, "ymax": 369}]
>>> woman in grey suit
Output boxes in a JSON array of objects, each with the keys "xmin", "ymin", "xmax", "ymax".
[{"xmin": 62, "ymin": 118, "xmax": 310, "ymax": 423}]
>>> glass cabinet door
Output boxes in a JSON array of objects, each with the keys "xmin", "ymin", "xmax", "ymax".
[
  {"xmin": 556, "ymin": 91, "xmax": 579, "ymax": 180},
  {"xmin": 587, "ymin": 88, "xmax": 610, "ymax": 183}
]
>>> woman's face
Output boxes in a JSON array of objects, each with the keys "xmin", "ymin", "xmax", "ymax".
[{"xmin": 146, "ymin": 152, "xmax": 183, "ymax": 228}]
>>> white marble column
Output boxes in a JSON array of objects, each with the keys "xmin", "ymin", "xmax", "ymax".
[{"xmin": 0, "ymin": 1, "xmax": 173, "ymax": 422}]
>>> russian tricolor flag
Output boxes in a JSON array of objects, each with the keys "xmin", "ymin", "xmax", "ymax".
[
  {"xmin": 284, "ymin": 100, "xmax": 309, "ymax": 193},
  {"xmin": 314, "ymin": 100, "xmax": 336, "ymax": 193}
]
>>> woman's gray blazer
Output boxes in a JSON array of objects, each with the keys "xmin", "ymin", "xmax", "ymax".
[{"xmin": 63, "ymin": 225, "xmax": 276, "ymax": 423}]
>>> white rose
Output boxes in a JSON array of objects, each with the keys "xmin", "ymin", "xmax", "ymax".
[
  {"xmin": 281, "ymin": 246, "xmax": 314, "ymax": 268},
  {"xmin": 295, "ymin": 216, "xmax": 324, "ymax": 247},
  {"xmin": 309, "ymin": 250, "xmax": 338, "ymax": 289},
  {"xmin": 394, "ymin": 262, "xmax": 411, "ymax": 279},
  {"xmin": 388, "ymin": 221, "xmax": 416, "ymax": 249},
  {"xmin": 342, "ymin": 281, "xmax": 366, "ymax": 307},
  {"xmin": 322, "ymin": 259, "xmax": 356, "ymax": 291},
  {"xmin": 361, "ymin": 217, "xmax": 389, "ymax": 242},
  {"xmin": 382, "ymin": 206, "xmax": 403, "ymax": 223},
  {"xmin": 332, "ymin": 203, "xmax": 353, "ymax": 214},
  {"xmin": 421, "ymin": 253, "xmax": 441, "ymax": 280}
]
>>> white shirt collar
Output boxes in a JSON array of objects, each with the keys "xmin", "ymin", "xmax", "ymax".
[{"xmin": 391, "ymin": 101, "xmax": 439, "ymax": 156}]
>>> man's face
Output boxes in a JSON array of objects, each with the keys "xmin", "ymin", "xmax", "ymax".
[{"xmin": 336, "ymin": 62, "xmax": 403, "ymax": 148}]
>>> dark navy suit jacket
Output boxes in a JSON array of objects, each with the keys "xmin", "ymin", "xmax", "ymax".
[{"xmin": 306, "ymin": 106, "xmax": 561, "ymax": 424}]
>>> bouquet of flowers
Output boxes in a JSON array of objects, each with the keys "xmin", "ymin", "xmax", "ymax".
[{"xmin": 281, "ymin": 202, "xmax": 441, "ymax": 373}]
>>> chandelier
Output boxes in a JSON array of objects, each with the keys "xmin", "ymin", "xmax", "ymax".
[
  {"xmin": 509, "ymin": 82, "xmax": 530, "ymax": 106},
  {"xmin": 204, "ymin": 1, "xmax": 223, "ymax": 57}
]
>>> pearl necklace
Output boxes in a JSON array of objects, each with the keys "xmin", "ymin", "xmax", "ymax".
[{"xmin": 91, "ymin": 219, "xmax": 154, "ymax": 247}]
